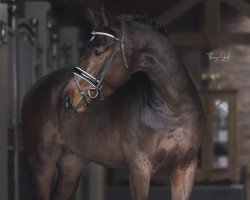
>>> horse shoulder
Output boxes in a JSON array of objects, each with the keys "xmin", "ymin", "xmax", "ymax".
[{"xmin": 21, "ymin": 68, "xmax": 71, "ymax": 150}]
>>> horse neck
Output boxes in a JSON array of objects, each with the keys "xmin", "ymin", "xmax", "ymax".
[{"xmin": 133, "ymin": 30, "xmax": 200, "ymax": 116}]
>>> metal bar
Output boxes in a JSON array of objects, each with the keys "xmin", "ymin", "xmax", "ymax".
[
  {"xmin": 0, "ymin": 3, "xmax": 8, "ymax": 200},
  {"xmin": 9, "ymin": 2, "xmax": 20, "ymax": 200}
]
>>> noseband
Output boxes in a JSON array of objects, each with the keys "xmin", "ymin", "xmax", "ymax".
[{"xmin": 72, "ymin": 22, "xmax": 128, "ymax": 111}]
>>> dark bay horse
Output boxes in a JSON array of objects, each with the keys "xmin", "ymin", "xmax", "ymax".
[{"xmin": 22, "ymin": 9, "xmax": 205, "ymax": 200}]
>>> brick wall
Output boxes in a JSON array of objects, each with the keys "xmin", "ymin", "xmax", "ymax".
[
  {"xmin": 179, "ymin": 13, "xmax": 250, "ymax": 175},
  {"xmin": 211, "ymin": 12, "xmax": 250, "ymax": 170},
  {"xmin": 209, "ymin": 44, "xmax": 250, "ymax": 170}
]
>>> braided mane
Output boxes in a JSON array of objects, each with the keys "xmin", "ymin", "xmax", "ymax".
[{"xmin": 116, "ymin": 14, "xmax": 169, "ymax": 37}]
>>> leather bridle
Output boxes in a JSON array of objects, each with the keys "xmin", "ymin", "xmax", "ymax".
[{"xmin": 72, "ymin": 22, "xmax": 128, "ymax": 111}]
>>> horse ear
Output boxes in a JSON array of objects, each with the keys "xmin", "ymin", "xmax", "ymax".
[
  {"xmin": 101, "ymin": 9, "xmax": 119, "ymax": 30},
  {"xmin": 87, "ymin": 8, "xmax": 119, "ymax": 29},
  {"xmin": 87, "ymin": 9, "xmax": 102, "ymax": 28},
  {"xmin": 101, "ymin": 5, "xmax": 110, "ymax": 27}
]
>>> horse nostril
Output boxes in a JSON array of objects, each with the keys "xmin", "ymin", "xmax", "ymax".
[{"xmin": 64, "ymin": 95, "xmax": 72, "ymax": 110}]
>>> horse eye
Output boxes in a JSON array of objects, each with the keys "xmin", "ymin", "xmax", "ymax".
[{"xmin": 94, "ymin": 50, "xmax": 103, "ymax": 57}]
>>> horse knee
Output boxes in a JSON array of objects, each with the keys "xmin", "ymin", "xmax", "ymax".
[
  {"xmin": 28, "ymin": 153, "xmax": 60, "ymax": 200},
  {"xmin": 52, "ymin": 153, "xmax": 87, "ymax": 200}
]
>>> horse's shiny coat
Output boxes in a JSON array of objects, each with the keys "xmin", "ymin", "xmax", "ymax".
[{"xmin": 22, "ymin": 9, "xmax": 205, "ymax": 200}]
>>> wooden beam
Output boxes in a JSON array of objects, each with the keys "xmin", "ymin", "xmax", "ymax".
[
  {"xmin": 215, "ymin": 33, "xmax": 250, "ymax": 45},
  {"xmin": 169, "ymin": 32, "xmax": 207, "ymax": 46},
  {"xmin": 223, "ymin": 0, "xmax": 250, "ymax": 18},
  {"xmin": 204, "ymin": 0, "xmax": 221, "ymax": 36},
  {"xmin": 157, "ymin": 0, "xmax": 203, "ymax": 25},
  {"xmin": 170, "ymin": 32, "xmax": 250, "ymax": 46}
]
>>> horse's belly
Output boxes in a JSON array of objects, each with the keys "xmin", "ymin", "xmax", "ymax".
[
  {"xmin": 86, "ymin": 142, "xmax": 128, "ymax": 168},
  {"xmin": 88, "ymin": 154, "xmax": 128, "ymax": 169},
  {"xmin": 64, "ymin": 133, "xmax": 128, "ymax": 169}
]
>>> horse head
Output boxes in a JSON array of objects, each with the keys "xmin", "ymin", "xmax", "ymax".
[{"xmin": 62, "ymin": 9, "xmax": 135, "ymax": 113}]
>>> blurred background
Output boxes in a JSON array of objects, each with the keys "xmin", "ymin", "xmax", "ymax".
[{"xmin": 0, "ymin": 0, "xmax": 250, "ymax": 199}]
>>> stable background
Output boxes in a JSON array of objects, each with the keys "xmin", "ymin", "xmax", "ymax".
[{"xmin": 0, "ymin": 0, "xmax": 250, "ymax": 199}]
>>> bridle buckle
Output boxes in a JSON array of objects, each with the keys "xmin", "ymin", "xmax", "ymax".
[{"xmin": 88, "ymin": 88, "xmax": 99, "ymax": 99}]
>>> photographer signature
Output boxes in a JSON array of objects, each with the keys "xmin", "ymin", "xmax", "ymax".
[{"xmin": 207, "ymin": 52, "xmax": 231, "ymax": 63}]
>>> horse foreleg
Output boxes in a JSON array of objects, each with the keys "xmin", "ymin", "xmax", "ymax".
[
  {"xmin": 28, "ymin": 146, "xmax": 61, "ymax": 200},
  {"xmin": 51, "ymin": 152, "xmax": 87, "ymax": 200},
  {"xmin": 129, "ymin": 157, "xmax": 152, "ymax": 200},
  {"xmin": 170, "ymin": 158, "xmax": 197, "ymax": 200}
]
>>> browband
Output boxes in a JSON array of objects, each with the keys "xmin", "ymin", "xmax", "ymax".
[{"xmin": 91, "ymin": 31, "xmax": 119, "ymax": 41}]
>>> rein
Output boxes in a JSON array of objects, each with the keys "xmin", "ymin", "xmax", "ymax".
[{"xmin": 72, "ymin": 22, "xmax": 128, "ymax": 111}]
